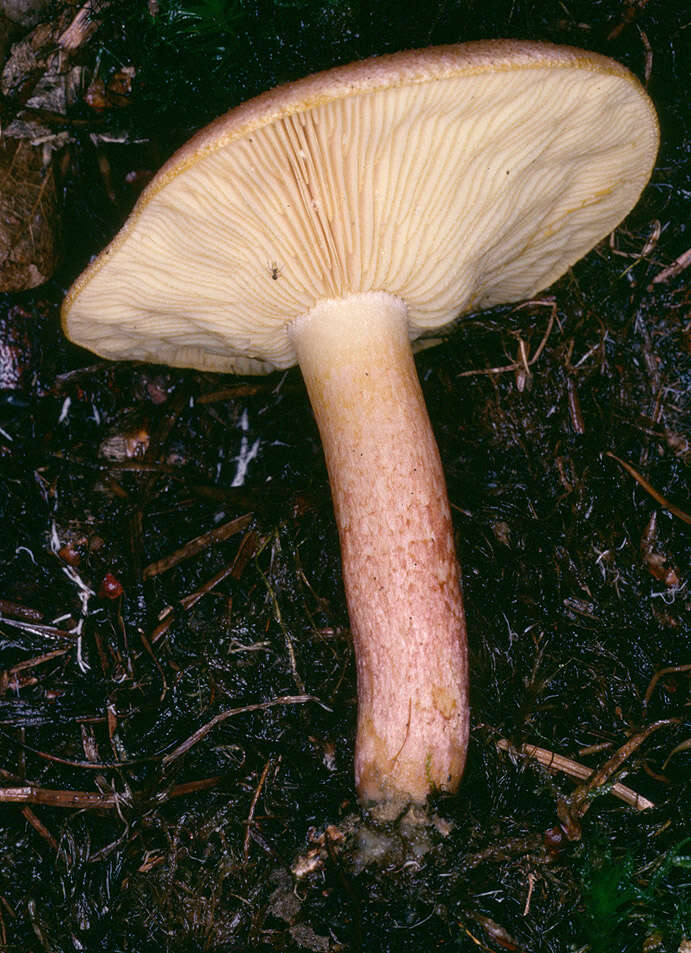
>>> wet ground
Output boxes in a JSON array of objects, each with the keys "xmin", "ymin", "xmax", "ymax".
[{"xmin": 0, "ymin": 1, "xmax": 689, "ymax": 951}]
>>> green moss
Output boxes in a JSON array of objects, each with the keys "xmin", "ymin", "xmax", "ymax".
[{"xmin": 580, "ymin": 839, "xmax": 690, "ymax": 952}]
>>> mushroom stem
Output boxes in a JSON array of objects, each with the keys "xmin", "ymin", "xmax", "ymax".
[{"xmin": 289, "ymin": 291, "xmax": 469, "ymax": 806}]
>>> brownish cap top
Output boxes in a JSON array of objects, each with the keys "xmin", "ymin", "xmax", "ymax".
[{"xmin": 62, "ymin": 40, "xmax": 659, "ymax": 374}]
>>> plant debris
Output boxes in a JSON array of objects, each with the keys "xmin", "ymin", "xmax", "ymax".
[{"xmin": 0, "ymin": 1, "xmax": 688, "ymax": 951}]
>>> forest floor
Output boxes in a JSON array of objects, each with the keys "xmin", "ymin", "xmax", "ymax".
[{"xmin": 0, "ymin": 1, "xmax": 688, "ymax": 951}]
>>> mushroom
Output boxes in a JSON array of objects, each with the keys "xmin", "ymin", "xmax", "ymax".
[{"xmin": 62, "ymin": 41, "xmax": 658, "ymax": 808}]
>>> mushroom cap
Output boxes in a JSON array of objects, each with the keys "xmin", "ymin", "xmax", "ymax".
[{"xmin": 62, "ymin": 40, "xmax": 659, "ymax": 375}]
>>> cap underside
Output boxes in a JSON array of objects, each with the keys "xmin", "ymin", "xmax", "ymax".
[{"xmin": 63, "ymin": 43, "xmax": 659, "ymax": 374}]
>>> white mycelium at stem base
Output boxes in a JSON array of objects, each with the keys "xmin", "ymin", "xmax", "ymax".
[{"xmin": 289, "ymin": 292, "xmax": 469, "ymax": 805}]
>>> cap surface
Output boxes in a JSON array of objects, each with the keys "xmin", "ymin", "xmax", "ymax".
[{"xmin": 62, "ymin": 40, "xmax": 659, "ymax": 374}]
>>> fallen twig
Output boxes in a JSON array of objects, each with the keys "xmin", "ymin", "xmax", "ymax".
[
  {"xmin": 606, "ymin": 452, "xmax": 691, "ymax": 525},
  {"xmin": 197, "ymin": 384, "xmax": 266, "ymax": 403},
  {"xmin": 21, "ymin": 807, "xmax": 58, "ymax": 851},
  {"xmin": 243, "ymin": 757, "xmax": 274, "ymax": 864},
  {"xmin": 0, "ymin": 616, "xmax": 78, "ymax": 641},
  {"xmin": 0, "ymin": 599, "xmax": 44, "ymax": 622},
  {"xmin": 649, "ymin": 246, "xmax": 691, "ymax": 287},
  {"xmin": 570, "ymin": 720, "xmax": 674, "ymax": 807},
  {"xmin": 162, "ymin": 695, "xmax": 329, "ymax": 768},
  {"xmin": 643, "ymin": 663, "xmax": 691, "ymax": 712},
  {"xmin": 496, "ymin": 738, "xmax": 655, "ymax": 811},
  {"xmin": 59, "ymin": 0, "xmax": 108, "ymax": 50},
  {"xmin": 143, "ymin": 513, "xmax": 252, "ymax": 579},
  {"xmin": 555, "ymin": 720, "xmax": 677, "ymax": 838},
  {"xmin": 150, "ymin": 529, "xmax": 261, "ymax": 644},
  {"xmin": 1, "ymin": 649, "xmax": 71, "ymax": 697},
  {"xmin": 0, "ymin": 727, "xmax": 158, "ymax": 769},
  {"xmin": 457, "ymin": 300, "xmax": 556, "ymax": 378},
  {"xmin": 0, "ymin": 776, "xmax": 221, "ymax": 810}
]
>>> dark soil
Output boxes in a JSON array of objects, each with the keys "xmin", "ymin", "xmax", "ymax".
[{"xmin": 0, "ymin": 2, "xmax": 688, "ymax": 951}]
